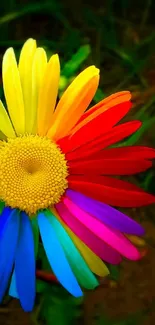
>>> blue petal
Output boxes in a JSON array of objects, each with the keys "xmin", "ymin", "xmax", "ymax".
[
  {"xmin": 0, "ymin": 209, "xmax": 20, "ymax": 302},
  {"xmin": 38, "ymin": 212, "xmax": 83, "ymax": 298},
  {"xmin": 15, "ymin": 212, "xmax": 35, "ymax": 312},
  {"xmin": 9, "ymin": 270, "xmax": 19, "ymax": 299},
  {"xmin": 0, "ymin": 207, "xmax": 13, "ymax": 238}
]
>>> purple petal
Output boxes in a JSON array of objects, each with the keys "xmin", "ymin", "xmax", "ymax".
[{"xmin": 66, "ymin": 189, "xmax": 144, "ymax": 236}]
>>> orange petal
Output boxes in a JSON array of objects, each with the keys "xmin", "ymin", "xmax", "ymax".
[
  {"xmin": 75, "ymin": 90, "xmax": 131, "ymax": 131},
  {"xmin": 63, "ymin": 101, "xmax": 132, "ymax": 152},
  {"xmin": 63, "ymin": 121, "xmax": 142, "ymax": 160},
  {"xmin": 47, "ymin": 66, "xmax": 99, "ymax": 140}
]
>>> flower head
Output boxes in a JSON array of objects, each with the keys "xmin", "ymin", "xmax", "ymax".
[{"xmin": 0, "ymin": 38, "xmax": 155, "ymax": 311}]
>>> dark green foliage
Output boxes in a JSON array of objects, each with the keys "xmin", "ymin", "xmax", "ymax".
[
  {"xmin": 107, "ymin": 265, "xmax": 120, "ymax": 282},
  {"xmin": 96, "ymin": 312, "xmax": 145, "ymax": 325},
  {"xmin": 32, "ymin": 281, "xmax": 83, "ymax": 325}
]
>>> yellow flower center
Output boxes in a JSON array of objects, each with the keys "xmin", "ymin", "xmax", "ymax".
[{"xmin": 0, "ymin": 135, "xmax": 68, "ymax": 215}]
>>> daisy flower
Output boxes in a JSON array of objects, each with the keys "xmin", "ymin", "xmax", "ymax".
[{"xmin": 0, "ymin": 38, "xmax": 155, "ymax": 312}]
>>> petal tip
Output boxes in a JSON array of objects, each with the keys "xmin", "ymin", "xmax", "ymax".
[
  {"xmin": 51, "ymin": 53, "xmax": 60, "ymax": 64},
  {"xmin": 87, "ymin": 65, "xmax": 100, "ymax": 76},
  {"xmin": 3, "ymin": 47, "xmax": 15, "ymax": 60}
]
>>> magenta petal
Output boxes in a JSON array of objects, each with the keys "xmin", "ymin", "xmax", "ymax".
[
  {"xmin": 63, "ymin": 197, "xmax": 141, "ymax": 261},
  {"xmin": 66, "ymin": 189, "xmax": 144, "ymax": 236},
  {"xmin": 56, "ymin": 202, "xmax": 122, "ymax": 265}
]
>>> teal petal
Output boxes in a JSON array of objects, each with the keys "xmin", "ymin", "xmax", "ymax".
[{"xmin": 45, "ymin": 210, "xmax": 98, "ymax": 289}]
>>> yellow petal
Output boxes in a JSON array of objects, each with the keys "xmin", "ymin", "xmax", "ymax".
[
  {"xmin": 31, "ymin": 48, "xmax": 47, "ymax": 133},
  {"xmin": 0, "ymin": 131, "xmax": 7, "ymax": 141},
  {"xmin": 0, "ymin": 100, "xmax": 16, "ymax": 138},
  {"xmin": 18, "ymin": 38, "xmax": 37, "ymax": 133},
  {"xmin": 52, "ymin": 207, "xmax": 109, "ymax": 277},
  {"xmin": 37, "ymin": 54, "xmax": 60, "ymax": 136},
  {"xmin": 68, "ymin": 230, "xmax": 109, "ymax": 277},
  {"xmin": 47, "ymin": 66, "xmax": 99, "ymax": 141},
  {"xmin": 2, "ymin": 48, "xmax": 25, "ymax": 135}
]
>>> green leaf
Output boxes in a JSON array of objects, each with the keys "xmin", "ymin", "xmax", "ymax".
[
  {"xmin": 135, "ymin": 95, "xmax": 155, "ymax": 119},
  {"xmin": 116, "ymin": 117, "xmax": 155, "ymax": 146},
  {"xmin": 39, "ymin": 285, "xmax": 83, "ymax": 325},
  {"xmin": 61, "ymin": 45, "xmax": 91, "ymax": 78},
  {"xmin": 0, "ymin": 201, "xmax": 5, "ymax": 214},
  {"xmin": 36, "ymin": 279, "xmax": 49, "ymax": 293},
  {"xmin": 141, "ymin": 170, "xmax": 155, "ymax": 191},
  {"xmin": 59, "ymin": 76, "xmax": 69, "ymax": 91},
  {"xmin": 94, "ymin": 88, "xmax": 106, "ymax": 103},
  {"xmin": 0, "ymin": 1, "xmax": 69, "ymax": 28}
]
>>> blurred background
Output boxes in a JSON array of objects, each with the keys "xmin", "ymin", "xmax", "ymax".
[{"xmin": 0, "ymin": 0, "xmax": 155, "ymax": 324}]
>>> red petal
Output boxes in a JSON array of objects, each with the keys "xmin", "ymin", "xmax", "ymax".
[
  {"xmin": 57, "ymin": 136, "xmax": 69, "ymax": 151},
  {"xmin": 68, "ymin": 175, "xmax": 155, "ymax": 207},
  {"xmin": 87, "ymin": 146, "xmax": 155, "ymax": 161},
  {"xmin": 65, "ymin": 121, "xmax": 142, "ymax": 161},
  {"xmin": 69, "ymin": 159, "xmax": 152, "ymax": 175},
  {"xmin": 69, "ymin": 174, "xmax": 144, "ymax": 190},
  {"xmin": 63, "ymin": 101, "xmax": 132, "ymax": 152}
]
